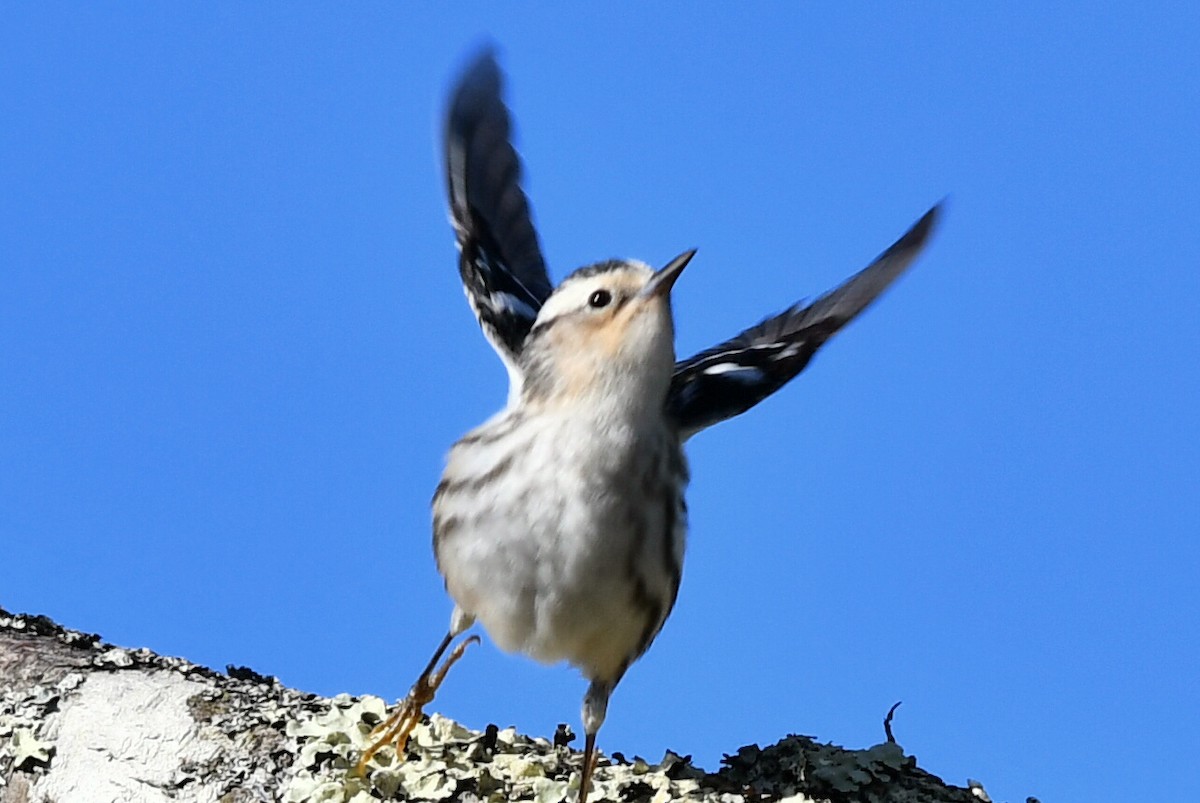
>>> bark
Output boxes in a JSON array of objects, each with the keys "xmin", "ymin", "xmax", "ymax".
[{"xmin": 0, "ymin": 608, "xmax": 993, "ymax": 803}]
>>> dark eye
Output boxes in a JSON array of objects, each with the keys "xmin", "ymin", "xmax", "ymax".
[{"xmin": 588, "ymin": 289, "xmax": 612, "ymax": 308}]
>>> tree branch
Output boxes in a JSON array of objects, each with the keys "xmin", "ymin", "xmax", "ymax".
[{"xmin": 0, "ymin": 608, "xmax": 991, "ymax": 803}]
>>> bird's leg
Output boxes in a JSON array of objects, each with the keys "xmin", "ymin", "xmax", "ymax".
[
  {"xmin": 579, "ymin": 731, "xmax": 599, "ymax": 803},
  {"xmin": 577, "ymin": 680, "xmax": 613, "ymax": 803},
  {"xmin": 355, "ymin": 620, "xmax": 478, "ymax": 774}
]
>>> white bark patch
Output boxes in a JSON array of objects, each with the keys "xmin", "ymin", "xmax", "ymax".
[{"xmin": 37, "ymin": 671, "xmax": 220, "ymax": 803}]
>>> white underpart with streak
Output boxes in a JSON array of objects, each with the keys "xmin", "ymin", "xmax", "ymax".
[{"xmin": 434, "ymin": 405, "xmax": 686, "ymax": 684}]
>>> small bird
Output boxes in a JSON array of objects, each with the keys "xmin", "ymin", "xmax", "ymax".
[{"xmin": 357, "ymin": 50, "xmax": 940, "ymax": 803}]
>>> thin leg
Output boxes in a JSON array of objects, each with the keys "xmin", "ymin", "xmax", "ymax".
[
  {"xmin": 355, "ymin": 610, "xmax": 478, "ymax": 775},
  {"xmin": 578, "ymin": 731, "xmax": 598, "ymax": 803},
  {"xmin": 419, "ymin": 631, "xmax": 458, "ymax": 688},
  {"xmin": 578, "ymin": 679, "xmax": 612, "ymax": 803}
]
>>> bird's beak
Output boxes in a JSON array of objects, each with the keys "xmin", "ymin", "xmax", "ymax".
[{"xmin": 640, "ymin": 249, "xmax": 696, "ymax": 299}]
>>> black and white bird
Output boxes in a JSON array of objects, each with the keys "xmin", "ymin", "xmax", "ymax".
[{"xmin": 357, "ymin": 50, "xmax": 940, "ymax": 803}]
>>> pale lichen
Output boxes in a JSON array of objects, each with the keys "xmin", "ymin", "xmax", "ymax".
[
  {"xmin": 278, "ymin": 695, "xmax": 720, "ymax": 803},
  {"xmin": 1, "ymin": 608, "xmax": 1005, "ymax": 802}
]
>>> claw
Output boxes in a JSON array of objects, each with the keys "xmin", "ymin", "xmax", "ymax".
[{"xmin": 354, "ymin": 634, "xmax": 480, "ymax": 775}]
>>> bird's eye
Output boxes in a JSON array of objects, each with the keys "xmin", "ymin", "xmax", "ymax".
[{"xmin": 588, "ymin": 289, "xmax": 612, "ymax": 309}]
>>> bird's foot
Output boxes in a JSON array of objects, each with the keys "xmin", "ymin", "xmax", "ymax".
[{"xmin": 354, "ymin": 634, "xmax": 480, "ymax": 775}]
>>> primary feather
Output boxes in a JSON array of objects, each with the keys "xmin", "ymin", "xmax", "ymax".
[
  {"xmin": 443, "ymin": 50, "xmax": 939, "ymax": 434},
  {"xmin": 445, "ymin": 50, "xmax": 553, "ymax": 395},
  {"xmin": 666, "ymin": 205, "xmax": 939, "ymax": 438}
]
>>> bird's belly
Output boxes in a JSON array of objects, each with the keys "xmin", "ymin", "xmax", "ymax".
[
  {"xmin": 442, "ymin": 513, "xmax": 645, "ymax": 680},
  {"xmin": 433, "ymin": 417, "xmax": 686, "ymax": 681}
]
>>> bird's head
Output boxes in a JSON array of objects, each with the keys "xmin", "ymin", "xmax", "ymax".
[{"xmin": 520, "ymin": 250, "xmax": 695, "ymax": 409}]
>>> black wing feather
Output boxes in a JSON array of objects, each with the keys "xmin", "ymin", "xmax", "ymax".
[
  {"xmin": 667, "ymin": 204, "xmax": 941, "ymax": 437},
  {"xmin": 445, "ymin": 50, "xmax": 553, "ymax": 366}
]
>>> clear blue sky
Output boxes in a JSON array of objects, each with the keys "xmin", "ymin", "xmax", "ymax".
[{"xmin": 3, "ymin": 5, "xmax": 1197, "ymax": 802}]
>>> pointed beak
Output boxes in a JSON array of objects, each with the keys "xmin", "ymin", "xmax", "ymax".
[{"xmin": 640, "ymin": 249, "xmax": 696, "ymax": 299}]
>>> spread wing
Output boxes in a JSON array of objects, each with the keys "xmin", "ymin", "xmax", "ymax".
[
  {"xmin": 667, "ymin": 204, "xmax": 941, "ymax": 438},
  {"xmin": 445, "ymin": 50, "xmax": 553, "ymax": 387}
]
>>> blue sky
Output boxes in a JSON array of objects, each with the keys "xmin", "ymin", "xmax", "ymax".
[{"xmin": 3, "ymin": 5, "xmax": 1198, "ymax": 802}]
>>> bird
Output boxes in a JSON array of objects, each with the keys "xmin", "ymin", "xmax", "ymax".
[{"xmin": 356, "ymin": 49, "xmax": 941, "ymax": 803}]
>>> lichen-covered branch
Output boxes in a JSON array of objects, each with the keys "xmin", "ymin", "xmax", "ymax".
[{"xmin": 0, "ymin": 609, "xmax": 990, "ymax": 803}]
